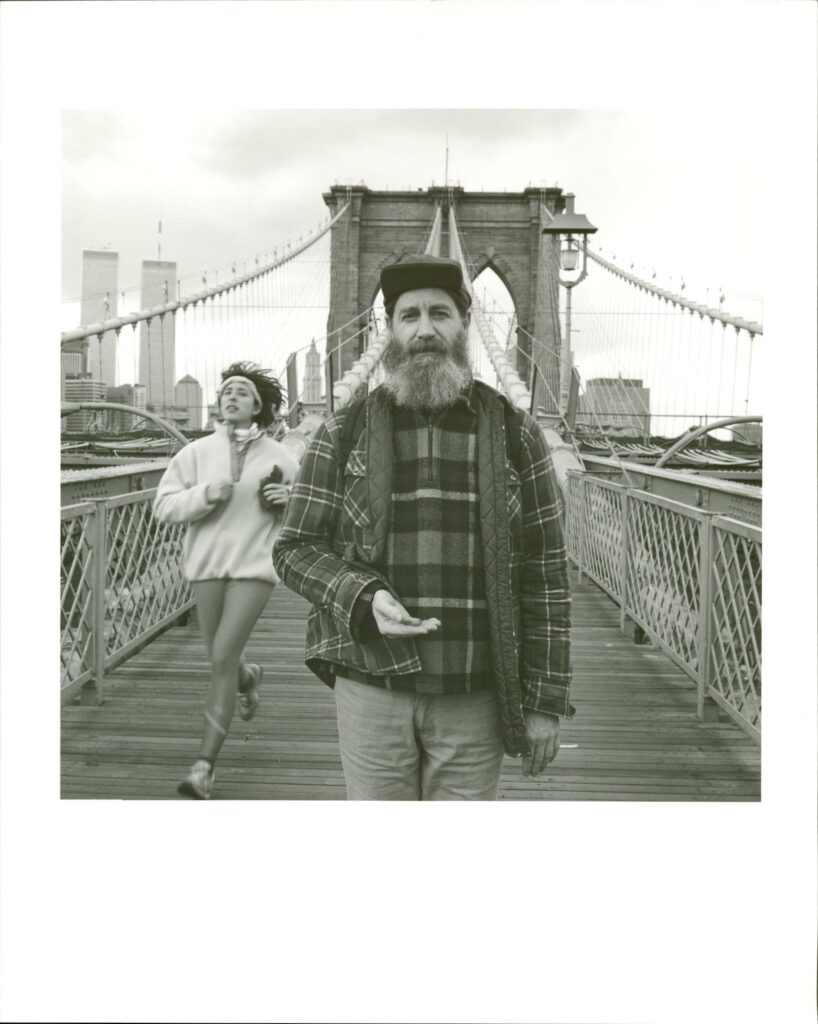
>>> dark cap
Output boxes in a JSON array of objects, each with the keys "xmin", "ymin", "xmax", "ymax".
[{"xmin": 380, "ymin": 255, "xmax": 472, "ymax": 310}]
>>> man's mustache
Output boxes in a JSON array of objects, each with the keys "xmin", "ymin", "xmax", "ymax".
[{"xmin": 407, "ymin": 339, "xmax": 449, "ymax": 355}]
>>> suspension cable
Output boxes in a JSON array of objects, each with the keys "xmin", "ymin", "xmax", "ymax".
[
  {"xmin": 587, "ymin": 249, "xmax": 763, "ymax": 336},
  {"xmin": 62, "ymin": 202, "xmax": 351, "ymax": 345}
]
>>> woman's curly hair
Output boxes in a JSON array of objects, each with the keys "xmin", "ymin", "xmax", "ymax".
[{"xmin": 219, "ymin": 361, "xmax": 284, "ymax": 428}]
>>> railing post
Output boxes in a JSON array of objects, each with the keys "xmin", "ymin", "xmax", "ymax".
[
  {"xmin": 577, "ymin": 476, "xmax": 586, "ymax": 583},
  {"xmin": 696, "ymin": 512, "xmax": 715, "ymax": 720},
  {"xmin": 619, "ymin": 489, "xmax": 630, "ymax": 629},
  {"xmin": 73, "ymin": 513, "xmax": 94, "ymax": 698},
  {"xmin": 81, "ymin": 498, "xmax": 108, "ymax": 706}
]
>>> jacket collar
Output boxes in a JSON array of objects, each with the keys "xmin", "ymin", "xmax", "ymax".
[
  {"xmin": 213, "ymin": 421, "xmax": 263, "ymax": 441},
  {"xmin": 461, "ymin": 379, "xmax": 479, "ymax": 414}
]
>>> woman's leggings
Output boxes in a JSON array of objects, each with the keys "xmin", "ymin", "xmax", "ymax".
[{"xmin": 191, "ymin": 579, "xmax": 273, "ymax": 764}]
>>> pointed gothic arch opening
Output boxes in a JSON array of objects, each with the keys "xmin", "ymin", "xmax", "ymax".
[
  {"xmin": 471, "ymin": 265, "xmax": 518, "ymax": 345},
  {"xmin": 468, "ymin": 265, "xmax": 519, "ymax": 389}
]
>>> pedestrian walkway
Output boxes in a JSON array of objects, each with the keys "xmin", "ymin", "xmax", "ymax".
[{"xmin": 60, "ymin": 577, "xmax": 761, "ymax": 800}]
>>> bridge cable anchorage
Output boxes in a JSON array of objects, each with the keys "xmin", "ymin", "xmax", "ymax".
[{"xmin": 61, "ymin": 202, "xmax": 351, "ymax": 346}]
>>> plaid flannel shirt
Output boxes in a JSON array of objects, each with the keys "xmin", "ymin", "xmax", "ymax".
[
  {"xmin": 342, "ymin": 392, "xmax": 495, "ymax": 693},
  {"xmin": 273, "ymin": 383, "xmax": 574, "ymax": 723}
]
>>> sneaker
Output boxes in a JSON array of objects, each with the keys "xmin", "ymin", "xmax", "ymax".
[
  {"xmin": 237, "ymin": 663, "xmax": 262, "ymax": 721},
  {"xmin": 177, "ymin": 758, "xmax": 215, "ymax": 799}
]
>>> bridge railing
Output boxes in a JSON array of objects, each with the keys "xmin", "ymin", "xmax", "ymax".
[
  {"xmin": 61, "ymin": 420, "xmax": 762, "ymax": 742},
  {"xmin": 565, "ymin": 471, "xmax": 761, "ymax": 741},
  {"xmin": 60, "ymin": 490, "xmax": 193, "ymax": 705}
]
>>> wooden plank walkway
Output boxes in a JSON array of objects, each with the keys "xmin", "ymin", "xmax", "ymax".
[{"xmin": 61, "ymin": 577, "xmax": 761, "ymax": 801}]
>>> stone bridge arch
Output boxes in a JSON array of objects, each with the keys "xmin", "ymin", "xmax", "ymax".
[
  {"xmin": 323, "ymin": 183, "xmax": 567, "ymax": 412},
  {"xmin": 471, "ymin": 250, "xmax": 522, "ymax": 316}
]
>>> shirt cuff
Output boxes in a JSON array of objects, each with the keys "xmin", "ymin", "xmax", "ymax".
[
  {"xmin": 522, "ymin": 679, "xmax": 576, "ymax": 719},
  {"xmin": 349, "ymin": 581, "xmax": 382, "ymax": 643}
]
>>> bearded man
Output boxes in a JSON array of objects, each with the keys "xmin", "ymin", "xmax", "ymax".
[{"xmin": 273, "ymin": 254, "xmax": 573, "ymax": 800}]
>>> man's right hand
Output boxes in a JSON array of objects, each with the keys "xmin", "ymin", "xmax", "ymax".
[
  {"xmin": 372, "ymin": 590, "xmax": 441, "ymax": 637},
  {"xmin": 206, "ymin": 481, "xmax": 234, "ymax": 504}
]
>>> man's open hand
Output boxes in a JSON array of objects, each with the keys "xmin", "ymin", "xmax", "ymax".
[
  {"xmin": 521, "ymin": 710, "xmax": 560, "ymax": 776},
  {"xmin": 372, "ymin": 590, "xmax": 441, "ymax": 638}
]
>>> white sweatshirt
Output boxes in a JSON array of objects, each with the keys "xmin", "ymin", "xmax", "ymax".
[{"xmin": 153, "ymin": 425, "xmax": 299, "ymax": 583}]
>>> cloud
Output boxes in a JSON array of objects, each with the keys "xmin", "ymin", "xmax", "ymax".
[
  {"xmin": 189, "ymin": 109, "xmax": 585, "ymax": 188},
  {"xmin": 62, "ymin": 111, "xmax": 136, "ymax": 166},
  {"xmin": 61, "ymin": 108, "xmax": 763, "ymax": 307}
]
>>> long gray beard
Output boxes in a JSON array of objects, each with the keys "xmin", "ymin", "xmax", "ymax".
[{"xmin": 380, "ymin": 328, "xmax": 472, "ymax": 413}]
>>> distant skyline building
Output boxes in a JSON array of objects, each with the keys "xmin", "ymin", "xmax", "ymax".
[
  {"xmin": 732, "ymin": 422, "xmax": 762, "ymax": 446},
  {"xmin": 300, "ymin": 337, "xmax": 324, "ymax": 418},
  {"xmin": 63, "ymin": 378, "xmax": 107, "ymax": 432},
  {"xmin": 205, "ymin": 403, "xmax": 220, "ymax": 431},
  {"xmin": 174, "ymin": 374, "xmax": 203, "ymax": 431},
  {"xmin": 303, "ymin": 339, "xmax": 322, "ymax": 404},
  {"xmin": 61, "ymin": 338, "xmax": 88, "ymax": 381},
  {"xmin": 138, "ymin": 259, "xmax": 177, "ymax": 417},
  {"xmin": 106, "ymin": 383, "xmax": 147, "ymax": 433},
  {"xmin": 61, "ymin": 351, "xmax": 83, "ymax": 381},
  {"xmin": 577, "ymin": 376, "xmax": 651, "ymax": 435},
  {"xmin": 81, "ymin": 249, "xmax": 119, "ymax": 386}
]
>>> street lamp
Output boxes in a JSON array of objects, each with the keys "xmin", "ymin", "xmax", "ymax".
[{"xmin": 542, "ymin": 194, "xmax": 597, "ymax": 417}]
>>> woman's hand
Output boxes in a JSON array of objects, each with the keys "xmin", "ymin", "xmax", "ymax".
[
  {"xmin": 261, "ymin": 482, "xmax": 291, "ymax": 510},
  {"xmin": 206, "ymin": 481, "xmax": 233, "ymax": 504}
]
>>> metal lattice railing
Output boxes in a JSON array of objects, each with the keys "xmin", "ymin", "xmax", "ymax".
[
  {"xmin": 626, "ymin": 493, "xmax": 702, "ymax": 672},
  {"xmin": 60, "ymin": 503, "xmax": 97, "ymax": 692},
  {"xmin": 564, "ymin": 474, "xmax": 585, "ymax": 580},
  {"xmin": 565, "ymin": 472, "xmax": 761, "ymax": 741},
  {"xmin": 705, "ymin": 518, "xmax": 761, "ymax": 737},
  {"xmin": 60, "ymin": 490, "xmax": 194, "ymax": 704},
  {"xmin": 581, "ymin": 478, "xmax": 625, "ymax": 602}
]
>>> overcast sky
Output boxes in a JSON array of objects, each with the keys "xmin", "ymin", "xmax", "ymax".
[
  {"xmin": 62, "ymin": 107, "xmax": 764, "ymax": 318},
  {"xmin": 61, "ymin": 106, "xmax": 766, "ymax": 423}
]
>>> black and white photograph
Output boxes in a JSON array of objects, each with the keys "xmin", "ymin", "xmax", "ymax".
[
  {"xmin": 58, "ymin": 106, "xmax": 765, "ymax": 804},
  {"xmin": 2, "ymin": 2, "xmax": 816, "ymax": 1022}
]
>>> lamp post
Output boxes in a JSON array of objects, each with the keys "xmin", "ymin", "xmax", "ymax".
[{"xmin": 542, "ymin": 193, "xmax": 597, "ymax": 418}]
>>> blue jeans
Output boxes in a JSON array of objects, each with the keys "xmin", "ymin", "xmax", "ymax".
[{"xmin": 334, "ymin": 676, "xmax": 506, "ymax": 800}]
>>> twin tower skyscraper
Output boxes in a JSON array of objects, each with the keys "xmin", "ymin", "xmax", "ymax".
[{"xmin": 66, "ymin": 249, "xmax": 202, "ymax": 430}]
